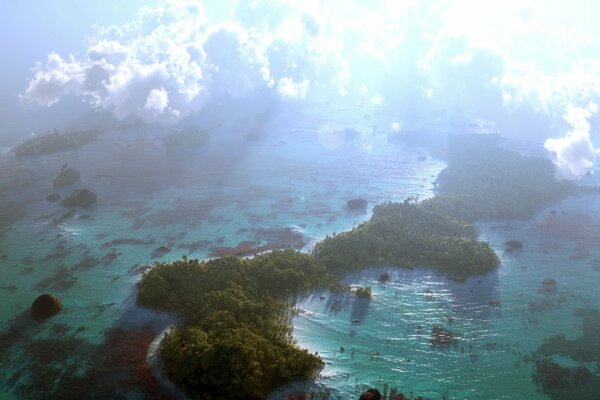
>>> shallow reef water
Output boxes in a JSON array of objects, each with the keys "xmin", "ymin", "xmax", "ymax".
[{"xmin": 2, "ymin": 105, "xmax": 600, "ymax": 399}]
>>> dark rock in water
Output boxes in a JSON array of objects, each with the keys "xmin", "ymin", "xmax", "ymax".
[
  {"xmin": 46, "ymin": 193, "xmax": 61, "ymax": 202},
  {"xmin": 542, "ymin": 278, "xmax": 556, "ymax": 286},
  {"xmin": 359, "ymin": 388, "xmax": 382, "ymax": 400},
  {"xmin": 53, "ymin": 167, "xmax": 80, "ymax": 187},
  {"xmin": 505, "ymin": 239, "xmax": 523, "ymax": 252},
  {"xmin": 60, "ymin": 189, "xmax": 97, "ymax": 208},
  {"xmin": 346, "ymin": 198, "xmax": 368, "ymax": 211},
  {"xmin": 31, "ymin": 294, "xmax": 62, "ymax": 319},
  {"xmin": 550, "ymin": 210, "xmax": 557, "ymax": 215},
  {"xmin": 430, "ymin": 326, "xmax": 458, "ymax": 346},
  {"xmin": 378, "ymin": 272, "xmax": 390, "ymax": 283}
]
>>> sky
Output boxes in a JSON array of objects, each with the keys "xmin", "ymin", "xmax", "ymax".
[{"xmin": 1, "ymin": 0, "xmax": 599, "ymax": 179}]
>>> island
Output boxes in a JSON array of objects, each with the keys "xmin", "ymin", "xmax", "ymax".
[
  {"xmin": 13, "ymin": 129, "xmax": 100, "ymax": 156},
  {"xmin": 137, "ymin": 133, "xmax": 578, "ymax": 399},
  {"xmin": 137, "ymin": 251, "xmax": 328, "ymax": 400},
  {"xmin": 53, "ymin": 166, "xmax": 81, "ymax": 187},
  {"xmin": 60, "ymin": 189, "xmax": 97, "ymax": 208}
]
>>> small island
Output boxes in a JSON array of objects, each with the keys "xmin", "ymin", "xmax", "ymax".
[
  {"xmin": 60, "ymin": 189, "xmax": 97, "ymax": 208},
  {"xmin": 53, "ymin": 166, "xmax": 81, "ymax": 187},
  {"xmin": 13, "ymin": 129, "xmax": 100, "ymax": 156}
]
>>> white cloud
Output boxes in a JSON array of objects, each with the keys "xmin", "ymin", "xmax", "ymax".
[
  {"xmin": 145, "ymin": 86, "xmax": 169, "ymax": 113},
  {"xmin": 277, "ymin": 77, "xmax": 309, "ymax": 99},
  {"xmin": 370, "ymin": 96, "xmax": 384, "ymax": 106},
  {"xmin": 22, "ymin": 53, "xmax": 84, "ymax": 106},
  {"xmin": 545, "ymin": 102, "xmax": 598, "ymax": 179}
]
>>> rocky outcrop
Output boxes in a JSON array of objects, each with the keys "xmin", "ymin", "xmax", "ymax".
[
  {"xmin": 31, "ymin": 294, "xmax": 62, "ymax": 319},
  {"xmin": 60, "ymin": 189, "xmax": 97, "ymax": 208}
]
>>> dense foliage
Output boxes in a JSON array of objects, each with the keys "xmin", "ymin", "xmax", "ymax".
[
  {"xmin": 314, "ymin": 201, "xmax": 499, "ymax": 281},
  {"xmin": 137, "ymin": 251, "xmax": 329, "ymax": 400},
  {"xmin": 13, "ymin": 129, "xmax": 100, "ymax": 156},
  {"xmin": 354, "ymin": 286, "xmax": 373, "ymax": 299},
  {"xmin": 60, "ymin": 189, "xmax": 97, "ymax": 208},
  {"xmin": 421, "ymin": 134, "xmax": 575, "ymax": 221}
]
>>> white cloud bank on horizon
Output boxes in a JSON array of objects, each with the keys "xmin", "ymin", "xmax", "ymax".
[{"xmin": 20, "ymin": 0, "xmax": 600, "ymax": 178}]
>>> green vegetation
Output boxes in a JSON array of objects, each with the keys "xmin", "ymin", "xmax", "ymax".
[
  {"xmin": 314, "ymin": 201, "xmax": 499, "ymax": 281},
  {"xmin": 53, "ymin": 167, "xmax": 80, "ymax": 187},
  {"xmin": 137, "ymin": 251, "xmax": 329, "ymax": 400},
  {"xmin": 60, "ymin": 189, "xmax": 97, "ymax": 208},
  {"xmin": 354, "ymin": 286, "xmax": 373, "ymax": 299},
  {"xmin": 13, "ymin": 129, "xmax": 100, "ymax": 156},
  {"xmin": 163, "ymin": 126, "xmax": 209, "ymax": 154},
  {"xmin": 138, "ymin": 204, "xmax": 498, "ymax": 398},
  {"xmin": 420, "ymin": 134, "xmax": 575, "ymax": 221}
]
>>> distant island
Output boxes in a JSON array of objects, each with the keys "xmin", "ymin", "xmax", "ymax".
[
  {"xmin": 162, "ymin": 126, "xmax": 209, "ymax": 154},
  {"xmin": 137, "ymin": 133, "xmax": 577, "ymax": 399},
  {"xmin": 12, "ymin": 129, "xmax": 100, "ymax": 156},
  {"xmin": 407, "ymin": 133, "xmax": 575, "ymax": 221}
]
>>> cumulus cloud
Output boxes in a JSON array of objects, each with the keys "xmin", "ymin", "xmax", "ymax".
[
  {"xmin": 19, "ymin": 0, "xmax": 600, "ymax": 177},
  {"xmin": 545, "ymin": 102, "xmax": 598, "ymax": 180},
  {"xmin": 20, "ymin": 1, "xmax": 344, "ymax": 123},
  {"xmin": 145, "ymin": 86, "xmax": 169, "ymax": 113},
  {"xmin": 22, "ymin": 53, "xmax": 84, "ymax": 106},
  {"xmin": 277, "ymin": 77, "xmax": 309, "ymax": 99},
  {"xmin": 390, "ymin": 122, "xmax": 402, "ymax": 132}
]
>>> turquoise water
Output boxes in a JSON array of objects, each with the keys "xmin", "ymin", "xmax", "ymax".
[
  {"xmin": 1, "ymin": 103, "xmax": 599, "ymax": 399},
  {"xmin": 290, "ymin": 192, "xmax": 600, "ymax": 399}
]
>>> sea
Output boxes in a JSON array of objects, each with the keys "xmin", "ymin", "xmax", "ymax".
[{"xmin": 1, "ymin": 102, "xmax": 599, "ymax": 399}]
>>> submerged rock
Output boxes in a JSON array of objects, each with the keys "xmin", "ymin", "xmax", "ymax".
[
  {"xmin": 505, "ymin": 239, "xmax": 523, "ymax": 252},
  {"xmin": 542, "ymin": 278, "xmax": 557, "ymax": 287},
  {"xmin": 60, "ymin": 189, "xmax": 97, "ymax": 208},
  {"xmin": 430, "ymin": 326, "xmax": 458, "ymax": 347},
  {"xmin": 346, "ymin": 198, "xmax": 368, "ymax": 211},
  {"xmin": 31, "ymin": 294, "xmax": 62, "ymax": 319},
  {"xmin": 151, "ymin": 245, "xmax": 171, "ymax": 258}
]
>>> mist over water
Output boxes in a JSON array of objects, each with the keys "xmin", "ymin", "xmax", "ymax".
[{"xmin": 1, "ymin": 1, "xmax": 600, "ymax": 400}]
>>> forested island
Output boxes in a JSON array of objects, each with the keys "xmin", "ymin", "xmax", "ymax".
[
  {"xmin": 137, "ymin": 133, "xmax": 576, "ymax": 399},
  {"xmin": 12, "ymin": 129, "xmax": 101, "ymax": 156},
  {"xmin": 411, "ymin": 133, "xmax": 575, "ymax": 221}
]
